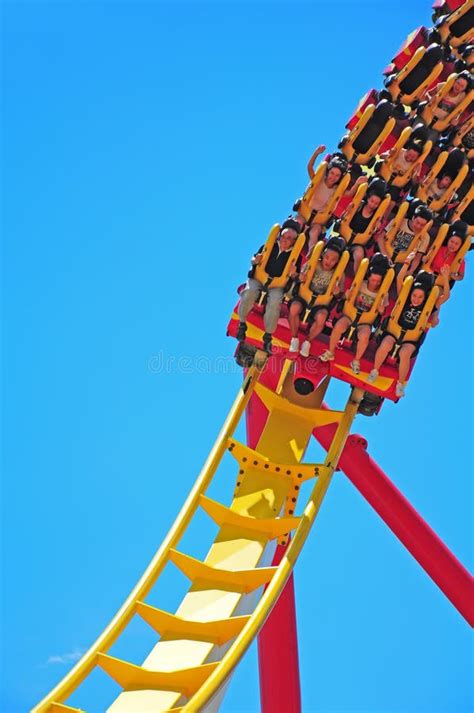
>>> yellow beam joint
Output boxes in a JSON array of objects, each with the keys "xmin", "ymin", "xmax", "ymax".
[
  {"xmin": 168, "ymin": 549, "xmax": 276, "ymax": 593},
  {"xmin": 227, "ymin": 439, "xmax": 323, "ymax": 483},
  {"xmin": 199, "ymin": 495, "xmax": 301, "ymax": 539},
  {"xmin": 136, "ymin": 601, "xmax": 250, "ymax": 645},
  {"xmin": 49, "ymin": 705, "xmax": 85, "ymax": 713},
  {"xmin": 97, "ymin": 653, "xmax": 218, "ymax": 697}
]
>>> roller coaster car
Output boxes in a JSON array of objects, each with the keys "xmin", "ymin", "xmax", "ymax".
[
  {"xmin": 228, "ymin": 290, "xmax": 424, "ymax": 409},
  {"xmin": 450, "ymin": 181, "xmax": 474, "ymax": 234},
  {"xmin": 378, "ymin": 126, "xmax": 433, "ymax": 188},
  {"xmin": 337, "ymin": 183, "xmax": 391, "ymax": 246},
  {"xmin": 339, "ymin": 100, "xmax": 396, "ymax": 165},
  {"xmin": 384, "ymin": 43, "xmax": 445, "ymax": 106},
  {"xmin": 297, "ymin": 161, "xmax": 351, "ymax": 226},
  {"xmin": 423, "ymin": 222, "xmax": 471, "ymax": 281},
  {"xmin": 383, "ymin": 202, "xmax": 433, "ymax": 263},
  {"xmin": 434, "ymin": 0, "xmax": 474, "ymax": 48},
  {"xmin": 228, "ymin": 252, "xmax": 417, "ymax": 410},
  {"xmin": 420, "ymin": 73, "xmax": 474, "ymax": 131},
  {"xmin": 228, "ymin": 295, "xmax": 414, "ymax": 411},
  {"xmin": 296, "ymin": 241, "xmax": 350, "ymax": 320},
  {"xmin": 416, "ymin": 147, "xmax": 468, "ymax": 210}
]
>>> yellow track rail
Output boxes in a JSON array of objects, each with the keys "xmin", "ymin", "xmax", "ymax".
[{"xmin": 32, "ymin": 354, "xmax": 363, "ymax": 713}]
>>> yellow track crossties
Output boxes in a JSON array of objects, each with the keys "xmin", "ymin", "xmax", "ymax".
[{"xmin": 32, "ymin": 355, "xmax": 363, "ymax": 713}]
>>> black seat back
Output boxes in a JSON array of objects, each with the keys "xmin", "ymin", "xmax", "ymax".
[
  {"xmin": 399, "ymin": 44, "xmax": 444, "ymax": 95},
  {"xmin": 450, "ymin": 7, "xmax": 474, "ymax": 38},
  {"xmin": 353, "ymin": 100, "xmax": 394, "ymax": 155}
]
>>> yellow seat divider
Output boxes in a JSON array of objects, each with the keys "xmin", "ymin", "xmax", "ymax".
[
  {"xmin": 97, "ymin": 653, "xmax": 218, "ymax": 696},
  {"xmin": 168, "ymin": 549, "xmax": 277, "ymax": 593},
  {"xmin": 135, "ymin": 601, "xmax": 250, "ymax": 645},
  {"xmin": 199, "ymin": 494, "xmax": 301, "ymax": 539},
  {"xmin": 49, "ymin": 705, "xmax": 85, "ymax": 713},
  {"xmin": 227, "ymin": 438, "xmax": 329, "ymax": 483}
]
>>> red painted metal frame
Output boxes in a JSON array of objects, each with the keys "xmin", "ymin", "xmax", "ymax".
[
  {"xmin": 258, "ymin": 543, "xmax": 302, "ymax": 713},
  {"xmin": 313, "ymin": 422, "xmax": 474, "ymax": 626}
]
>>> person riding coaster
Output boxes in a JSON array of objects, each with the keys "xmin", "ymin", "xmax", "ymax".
[
  {"xmin": 447, "ymin": 113, "xmax": 474, "ymax": 160},
  {"xmin": 367, "ymin": 268, "xmax": 450, "ymax": 398},
  {"xmin": 376, "ymin": 200, "xmax": 434, "ymax": 274},
  {"xmin": 292, "ymin": 153, "xmax": 365, "ymax": 250},
  {"xmin": 446, "ymin": 179, "xmax": 474, "ymax": 236},
  {"xmin": 236, "ymin": 219, "xmax": 305, "ymax": 354},
  {"xmin": 319, "ymin": 253, "xmax": 394, "ymax": 375},
  {"xmin": 335, "ymin": 177, "xmax": 391, "ymax": 274},
  {"xmin": 415, "ymin": 146, "xmax": 469, "ymax": 212},
  {"xmin": 376, "ymin": 126, "xmax": 432, "ymax": 220},
  {"xmin": 419, "ymin": 70, "xmax": 473, "ymax": 134},
  {"xmin": 422, "ymin": 219, "xmax": 469, "ymax": 284},
  {"xmin": 287, "ymin": 236, "xmax": 349, "ymax": 358}
]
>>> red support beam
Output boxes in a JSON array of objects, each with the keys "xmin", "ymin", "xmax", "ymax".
[
  {"xmin": 313, "ymin": 424, "xmax": 474, "ymax": 626},
  {"xmin": 258, "ymin": 543, "xmax": 302, "ymax": 713}
]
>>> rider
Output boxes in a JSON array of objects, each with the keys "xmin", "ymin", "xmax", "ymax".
[
  {"xmin": 367, "ymin": 267, "xmax": 450, "ymax": 397},
  {"xmin": 423, "ymin": 70, "xmax": 472, "ymax": 127},
  {"xmin": 319, "ymin": 253, "xmax": 391, "ymax": 372},
  {"xmin": 293, "ymin": 154, "xmax": 366, "ymax": 249},
  {"xmin": 236, "ymin": 219, "xmax": 303, "ymax": 354},
  {"xmin": 288, "ymin": 236, "xmax": 347, "ymax": 357},
  {"xmin": 376, "ymin": 202, "xmax": 433, "ymax": 274},
  {"xmin": 426, "ymin": 220, "xmax": 467, "ymax": 281},
  {"xmin": 378, "ymin": 141, "xmax": 424, "ymax": 220},
  {"xmin": 337, "ymin": 177, "xmax": 388, "ymax": 274}
]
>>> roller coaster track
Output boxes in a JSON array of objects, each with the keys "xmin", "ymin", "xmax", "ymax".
[{"xmin": 32, "ymin": 356, "xmax": 366, "ymax": 713}]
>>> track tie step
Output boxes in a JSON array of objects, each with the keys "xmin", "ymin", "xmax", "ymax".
[
  {"xmin": 168, "ymin": 549, "xmax": 276, "ymax": 593},
  {"xmin": 136, "ymin": 601, "xmax": 250, "ymax": 645},
  {"xmin": 199, "ymin": 495, "xmax": 300, "ymax": 538},
  {"xmin": 97, "ymin": 653, "xmax": 218, "ymax": 696}
]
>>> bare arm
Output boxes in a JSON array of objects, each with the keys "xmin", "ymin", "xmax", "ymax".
[
  {"xmin": 376, "ymin": 229, "xmax": 389, "ymax": 256},
  {"xmin": 396, "ymin": 254, "xmax": 414, "ymax": 294},
  {"xmin": 307, "ymin": 144, "xmax": 326, "ymax": 178},
  {"xmin": 408, "ymin": 251, "xmax": 423, "ymax": 275},
  {"xmin": 344, "ymin": 174, "xmax": 368, "ymax": 198},
  {"xmin": 436, "ymin": 265, "xmax": 451, "ymax": 307}
]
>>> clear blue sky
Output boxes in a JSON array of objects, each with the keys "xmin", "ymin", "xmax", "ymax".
[{"xmin": 2, "ymin": 1, "xmax": 472, "ymax": 712}]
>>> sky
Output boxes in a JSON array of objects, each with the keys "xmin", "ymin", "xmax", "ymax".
[{"xmin": 2, "ymin": 1, "xmax": 473, "ymax": 712}]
